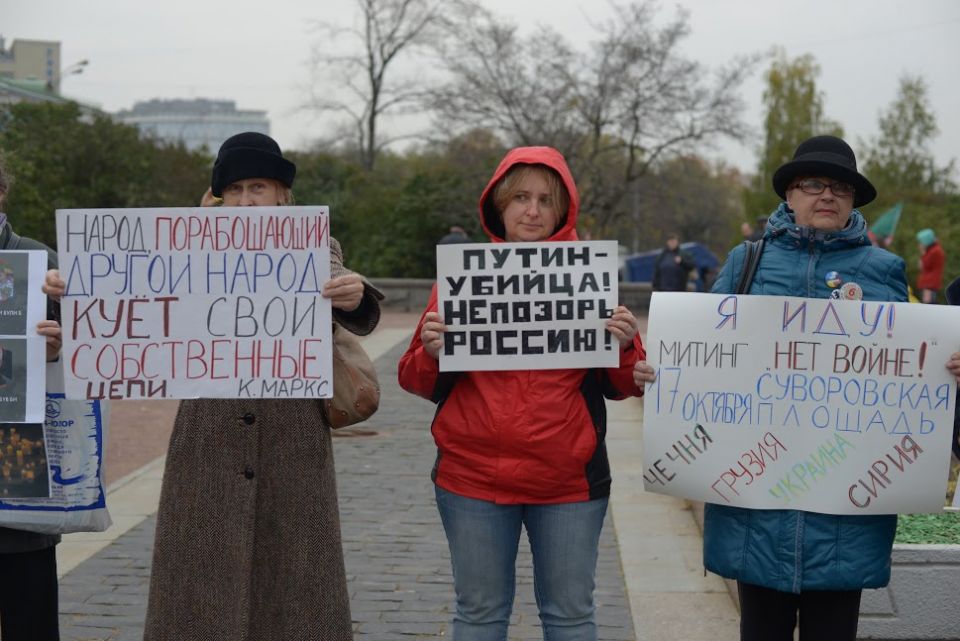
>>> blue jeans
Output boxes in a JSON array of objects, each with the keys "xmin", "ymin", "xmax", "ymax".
[{"xmin": 435, "ymin": 486, "xmax": 608, "ymax": 641}]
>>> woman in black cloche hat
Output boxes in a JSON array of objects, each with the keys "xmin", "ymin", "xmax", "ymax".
[
  {"xmin": 144, "ymin": 132, "xmax": 381, "ymax": 641},
  {"xmin": 634, "ymin": 135, "xmax": 960, "ymax": 640}
]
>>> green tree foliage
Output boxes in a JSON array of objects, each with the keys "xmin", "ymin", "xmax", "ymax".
[
  {"xmin": 0, "ymin": 102, "xmax": 210, "ymax": 248},
  {"xmin": 621, "ymin": 156, "xmax": 745, "ymax": 258},
  {"xmin": 862, "ymin": 75, "xmax": 957, "ymax": 203},
  {"xmin": 292, "ymin": 130, "xmax": 506, "ymax": 277},
  {"xmin": 859, "ymin": 76, "xmax": 959, "ymax": 290},
  {"xmin": 745, "ymin": 50, "xmax": 843, "ymax": 217}
]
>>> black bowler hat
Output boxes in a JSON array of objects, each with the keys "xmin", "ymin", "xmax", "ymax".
[
  {"xmin": 210, "ymin": 132, "xmax": 296, "ymax": 197},
  {"xmin": 772, "ymin": 135, "xmax": 876, "ymax": 208}
]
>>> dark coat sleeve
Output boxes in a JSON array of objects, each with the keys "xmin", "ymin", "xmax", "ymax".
[{"xmin": 329, "ymin": 236, "xmax": 381, "ymax": 336}]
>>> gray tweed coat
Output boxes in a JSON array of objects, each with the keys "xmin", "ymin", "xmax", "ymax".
[{"xmin": 144, "ymin": 238, "xmax": 380, "ymax": 641}]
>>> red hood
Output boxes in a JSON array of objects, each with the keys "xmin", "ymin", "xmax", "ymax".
[{"xmin": 478, "ymin": 146, "xmax": 580, "ymax": 243}]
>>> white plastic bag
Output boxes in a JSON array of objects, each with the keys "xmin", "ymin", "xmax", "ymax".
[{"xmin": 0, "ymin": 361, "xmax": 111, "ymax": 533}]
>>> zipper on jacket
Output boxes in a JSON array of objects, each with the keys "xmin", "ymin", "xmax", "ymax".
[
  {"xmin": 798, "ymin": 226, "xmax": 819, "ymax": 298},
  {"xmin": 793, "ymin": 511, "xmax": 805, "ymax": 593}
]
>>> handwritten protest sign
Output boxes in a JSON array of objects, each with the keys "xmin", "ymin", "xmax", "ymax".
[
  {"xmin": 0, "ymin": 250, "xmax": 50, "ymax": 423},
  {"xmin": 436, "ymin": 241, "xmax": 618, "ymax": 371},
  {"xmin": 56, "ymin": 207, "xmax": 332, "ymax": 400},
  {"xmin": 642, "ymin": 292, "xmax": 959, "ymax": 515}
]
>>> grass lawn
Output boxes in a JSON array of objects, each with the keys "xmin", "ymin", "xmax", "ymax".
[{"xmin": 894, "ymin": 459, "xmax": 960, "ymax": 544}]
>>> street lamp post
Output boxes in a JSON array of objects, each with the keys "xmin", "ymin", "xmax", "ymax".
[{"xmin": 54, "ymin": 59, "xmax": 89, "ymax": 93}]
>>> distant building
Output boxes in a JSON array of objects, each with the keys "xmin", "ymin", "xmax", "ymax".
[
  {"xmin": 0, "ymin": 76, "xmax": 71, "ymax": 106},
  {"xmin": 0, "ymin": 37, "xmax": 61, "ymax": 91},
  {"xmin": 0, "ymin": 37, "xmax": 74, "ymax": 106},
  {"xmin": 115, "ymin": 99, "xmax": 270, "ymax": 152}
]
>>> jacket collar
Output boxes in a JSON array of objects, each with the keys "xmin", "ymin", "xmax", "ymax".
[{"xmin": 765, "ymin": 202, "xmax": 871, "ymax": 252}]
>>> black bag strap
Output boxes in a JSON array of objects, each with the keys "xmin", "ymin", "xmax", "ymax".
[{"xmin": 735, "ymin": 239, "xmax": 764, "ymax": 295}]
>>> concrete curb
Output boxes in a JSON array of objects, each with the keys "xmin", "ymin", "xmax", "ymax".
[
  {"xmin": 607, "ymin": 398, "xmax": 740, "ymax": 640},
  {"xmin": 859, "ymin": 543, "xmax": 960, "ymax": 640}
]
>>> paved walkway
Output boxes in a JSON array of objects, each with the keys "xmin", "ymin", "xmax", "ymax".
[{"xmin": 54, "ymin": 316, "xmax": 739, "ymax": 640}]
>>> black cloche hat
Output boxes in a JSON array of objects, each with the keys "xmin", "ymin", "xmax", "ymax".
[
  {"xmin": 772, "ymin": 135, "xmax": 876, "ymax": 208},
  {"xmin": 210, "ymin": 132, "xmax": 296, "ymax": 197}
]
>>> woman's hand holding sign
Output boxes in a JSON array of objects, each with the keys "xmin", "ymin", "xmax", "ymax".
[
  {"xmin": 633, "ymin": 361, "xmax": 657, "ymax": 390},
  {"xmin": 420, "ymin": 312, "xmax": 446, "ymax": 360},
  {"xmin": 42, "ymin": 269, "xmax": 65, "ymax": 301},
  {"xmin": 322, "ymin": 273, "xmax": 364, "ymax": 312},
  {"xmin": 37, "ymin": 320, "xmax": 62, "ymax": 362},
  {"xmin": 946, "ymin": 351, "xmax": 960, "ymax": 385},
  {"xmin": 605, "ymin": 305, "xmax": 639, "ymax": 347},
  {"xmin": 40, "ymin": 270, "xmax": 65, "ymax": 361}
]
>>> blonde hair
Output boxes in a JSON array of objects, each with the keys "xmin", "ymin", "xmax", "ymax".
[
  {"xmin": 263, "ymin": 178, "xmax": 294, "ymax": 206},
  {"xmin": 492, "ymin": 164, "xmax": 569, "ymax": 225},
  {"xmin": 276, "ymin": 182, "xmax": 294, "ymax": 206},
  {"xmin": 213, "ymin": 178, "xmax": 294, "ymax": 207}
]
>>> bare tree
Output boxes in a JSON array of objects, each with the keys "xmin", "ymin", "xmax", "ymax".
[
  {"xmin": 428, "ymin": 4, "xmax": 580, "ymax": 150},
  {"xmin": 307, "ymin": 0, "xmax": 445, "ymax": 170},
  {"xmin": 429, "ymin": 1, "xmax": 756, "ymax": 235}
]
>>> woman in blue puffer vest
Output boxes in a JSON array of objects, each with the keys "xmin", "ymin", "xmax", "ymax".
[{"xmin": 636, "ymin": 135, "xmax": 912, "ymax": 641}]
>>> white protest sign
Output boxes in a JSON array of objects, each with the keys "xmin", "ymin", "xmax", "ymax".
[
  {"xmin": 0, "ymin": 250, "xmax": 50, "ymax": 423},
  {"xmin": 56, "ymin": 207, "xmax": 332, "ymax": 400},
  {"xmin": 437, "ymin": 241, "xmax": 618, "ymax": 371},
  {"xmin": 642, "ymin": 292, "xmax": 959, "ymax": 515}
]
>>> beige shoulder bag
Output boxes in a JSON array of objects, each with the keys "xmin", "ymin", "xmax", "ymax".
[{"xmin": 322, "ymin": 324, "xmax": 381, "ymax": 429}]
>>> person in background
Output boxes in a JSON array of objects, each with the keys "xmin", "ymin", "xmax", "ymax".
[
  {"xmin": 635, "ymin": 135, "xmax": 925, "ymax": 641},
  {"xmin": 751, "ymin": 216, "xmax": 768, "ymax": 241},
  {"xmin": 0, "ymin": 158, "xmax": 66, "ymax": 641},
  {"xmin": 741, "ymin": 220, "xmax": 764, "ymax": 243},
  {"xmin": 438, "ymin": 224, "xmax": 471, "ymax": 245},
  {"xmin": 399, "ymin": 146, "xmax": 644, "ymax": 641},
  {"xmin": 652, "ymin": 233, "xmax": 695, "ymax": 291},
  {"xmin": 916, "ymin": 227, "xmax": 945, "ymax": 303}
]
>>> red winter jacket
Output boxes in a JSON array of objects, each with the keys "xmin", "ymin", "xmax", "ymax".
[
  {"xmin": 397, "ymin": 147, "xmax": 645, "ymax": 504},
  {"xmin": 917, "ymin": 241, "xmax": 945, "ymax": 290}
]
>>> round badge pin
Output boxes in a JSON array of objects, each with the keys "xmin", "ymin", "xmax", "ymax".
[
  {"xmin": 829, "ymin": 289, "xmax": 843, "ymax": 299},
  {"xmin": 825, "ymin": 271, "xmax": 842, "ymax": 288},
  {"xmin": 839, "ymin": 282, "xmax": 863, "ymax": 301}
]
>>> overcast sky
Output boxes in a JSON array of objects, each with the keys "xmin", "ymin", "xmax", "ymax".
[{"xmin": 6, "ymin": 0, "xmax": 960, "ymax": 180}]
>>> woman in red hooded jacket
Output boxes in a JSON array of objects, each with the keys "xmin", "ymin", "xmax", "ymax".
[{"xmin": 398, "ymin": 147, "xmax": 645, "ymax": 641}]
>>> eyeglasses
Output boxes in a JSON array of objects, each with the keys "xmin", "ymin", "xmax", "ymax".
[{"xmin": 790, "ymin": 178, "xmax": 855, "ymax": 198}]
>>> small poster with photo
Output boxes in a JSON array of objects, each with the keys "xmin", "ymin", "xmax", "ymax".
[
  {"xmin": 0, "ymin": 423, "xmax": 50, "ymax": 499},
  {"xmin": 0, "ymin": 250, "xmax": 51, "ymax": 423},
  {"xmin": 0, "ymin": 252, "xmax": 31, "ymax": 335},
  {"xmin": 0, "ymin": 339, "xmax": 35, "ymax": 422}
]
